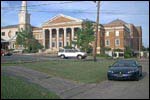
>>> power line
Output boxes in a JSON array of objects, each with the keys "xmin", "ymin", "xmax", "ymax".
[
  {"xmin": 1, "ymin": 1, "xmax": 80, "ymax": 9},
  {"xmin": 1, "ymin": 9, "xmax": 148, "ymax": 15},
  {"xmin": 1, "ymin": 1, "xmax": 148, "ymax": 15}
]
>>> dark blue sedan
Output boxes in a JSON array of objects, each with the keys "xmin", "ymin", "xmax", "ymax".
[{"xmin": 107, "ymin": 59, "xmax": 142, "ymax": 81}]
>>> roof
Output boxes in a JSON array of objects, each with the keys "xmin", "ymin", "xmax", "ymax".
[
  {"xmin": 1, "ymin": 24, "xmax": 18, "ymax": 29},
  {"xmin": 1, "ymin": 24, "xmax": 37, "ymax": 29},
  {"xmin": 42, "ymin": 14, "xmax": 83, "ymax": 26},
  {"xmin": 135, "ymin": 26, "xmax": 142, "ymax": 29},
  {"xmin": 104, "ymin": 19, "xmax": 128, "ymax": 27}
]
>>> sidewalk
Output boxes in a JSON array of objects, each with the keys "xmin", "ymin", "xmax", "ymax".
[{"xmin": 1, "ymin": 66, "xmax": 96, "ymax": 99}]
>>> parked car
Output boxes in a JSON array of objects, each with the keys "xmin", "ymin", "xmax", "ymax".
[
  {"xmin": 58, "ymin": 49, "xmax": 87, "ymax": 59},
  {"xmin": 1, "ymin": 49, "xmax": 13, "ymax": 56},
  {"xmin": 107, "ymin": 59, "xmax": 142, "ymax": 81}
]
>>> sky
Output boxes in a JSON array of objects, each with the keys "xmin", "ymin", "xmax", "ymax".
[{"xmin": 1, "ymin": 1, "xmax": 149, "ymax": 47}]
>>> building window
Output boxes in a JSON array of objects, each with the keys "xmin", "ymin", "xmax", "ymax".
[
  {"xmin": 115, "ymin": 31, "xmax": 119, "ymax": 36},
  {"xmin": 59, "ymin": 33, "xmax": 63, "ymax": 38},
  {"xmin": 67, "ymin": 33, "xmax": 70, "ymax": 37},
  {"xmin": 106, "ymin": 31, "xmax": 109, "ymax": 37},
  {"xmin": 59, "ymin": 42, "xmax": 62, "ymax": 47},
  {"xmin": 2, "ymin": 32, "xmax": 5, "ymax": 36},
  {"xmin": 105, "ymin": 39, "xmax": 110, "ymax": 46},
  {"xmin": 52, "ymin": 34, "xmax": 56, "ymax": 38},
  {"xmin": 52, "ymin": 42, "xmax": 55, "ymax": 47},
  {"xmin": 115, "ymin": 39, "xmax": 120, "ymax": 46}
]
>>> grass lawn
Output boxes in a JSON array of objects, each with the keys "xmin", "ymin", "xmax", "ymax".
[
  {"xmin": 1, "ymin": 75, "xmax": 60, "ymax": 99},
  {"xmin": 2, "ymin": 60, "xmax": 115, "ymax": 83}
]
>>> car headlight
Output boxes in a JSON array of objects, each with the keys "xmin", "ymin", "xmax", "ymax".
[
  {"xmin": 108, "ymin": 70, "xmax": 114, "ymax": 73},
  {"xmin": 127, "ymin": 70, "xmax": 135, "ymax": 73}
]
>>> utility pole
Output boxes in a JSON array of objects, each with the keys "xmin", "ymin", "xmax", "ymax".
[
  {"xmin": 139, "ymin": 37, "xmax": 141, "ymax": 59},
  {"xmin": 93, "ymin": 1, "xmax": 100, "ymax": 62}
]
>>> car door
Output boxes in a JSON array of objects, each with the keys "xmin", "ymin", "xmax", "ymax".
[
  {"xmin": 69, "ymin": 49, "xmax": 76, "ymax": 57},
  {"xmin": 65, "ymin": 49, "xmax": 74, "ymax": 57}
]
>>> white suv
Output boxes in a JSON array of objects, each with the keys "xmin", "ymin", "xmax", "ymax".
[{"xmin": 58, "ymin": 49, "xmax": 87, "ymax": 59}]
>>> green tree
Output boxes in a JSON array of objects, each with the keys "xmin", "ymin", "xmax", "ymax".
[
  {"xmin": 74, "ymin": 20, "xmax": 95, "ymax": 52},
  {"xmin": 142, "ymin": 45, "xmax": 149, "ymax": 51},
  {"xmin": 16, "ymin": 29, "xmax": 29, "ymax": 49},
  {"xmin": 124, "ymin": 46, "xmax": 133, "ymax": 58},
  {"xmin": 101, "ymin": 47, "xmax": 111, "ymax": 51},
  {"xmin": 16, "ymin": 29, "xmax": 43, "ymax": 53}
]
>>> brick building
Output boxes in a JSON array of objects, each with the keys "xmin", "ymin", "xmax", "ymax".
[{"xmin": 100, "ymin": 19, "xmax": 142, "ymax": 57}]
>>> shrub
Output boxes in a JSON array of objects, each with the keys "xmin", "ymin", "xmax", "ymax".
[
  {"xmin": 64, "ymin": 46, "xmax": 73, "ymax": 49},
  {"xmin": 22, "ymin": 49, "xmax": 29, "ymax": 53}
]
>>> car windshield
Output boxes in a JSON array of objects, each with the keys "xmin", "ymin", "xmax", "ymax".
[{"xmin": 112, "ymin": 60, "xmax": 137, "ymax": 67}]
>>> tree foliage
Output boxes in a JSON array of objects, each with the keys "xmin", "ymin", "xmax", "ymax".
[
  {"xmin": 74, "ymin": 20, "xmax": 95, "ymax": 52},
  {"xmin": 101, "ymin": 47, "xmax": 111, "ymax": 51},
  {"xmin": 124, "ymin": 46, "xmax": 133, "ymax": 58},
  {"xmin": 142, "ymin": 45, "xmax": 149, "ymax": 51},
  {"xmin": 16, "ymin": 29, "xmax": 43, "ymax": 53},
  {"xmin": 114, "ymin": 48, "xmax": 123, "ymax": 52}
]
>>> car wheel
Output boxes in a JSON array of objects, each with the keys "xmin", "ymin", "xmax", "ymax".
[
  {"xmin": 77, "ymin": 55, "xmax": 82, "ymax": 59},
  {"xmin": 140, "ymin": 73, "xmax": 142, "ymax": 77},
  {"xmin": 60, "ymin": 55, "xmax": 65, "ymax": 59}
]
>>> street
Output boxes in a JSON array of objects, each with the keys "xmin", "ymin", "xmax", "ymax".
[{"xmin": 1, "ymin": 53, "xmax": 114, "ymax": 63}]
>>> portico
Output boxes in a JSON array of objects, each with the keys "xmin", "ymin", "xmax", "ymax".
[
  {"xmin": 42, "ymin": 14, "xmax": 82, "ymax": 51},
  {"xmin": 43, "ymin": 27, "xmax": 81, "ymax": 51}
]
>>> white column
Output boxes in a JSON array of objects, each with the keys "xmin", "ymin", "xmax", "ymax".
[
  {"xmin": 49, "ymin": 28, "xmax": 52, "ymax": 49},
  {"xmin": 56, "ymin": 28, "xmax": 59, "ymax": 50},
  {"xmin": 64, "ymin": 28, "xmax": 66, "ymax": 47},
  {"xmin": 43, "ymin": 29, "xmax": 45, "ymax": 49},
  {"xmin": 71, "ymin": 27, "xmax": 74, "ymax": 41}
]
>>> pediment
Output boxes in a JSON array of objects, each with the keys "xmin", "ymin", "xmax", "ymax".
[
  {"xmin": 42, "ymin": 14, "xmax": 82, "ymax": 26},
  {"xmin": 49, "ymin": 16, "xmax": 75, "ymax": 24}
]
